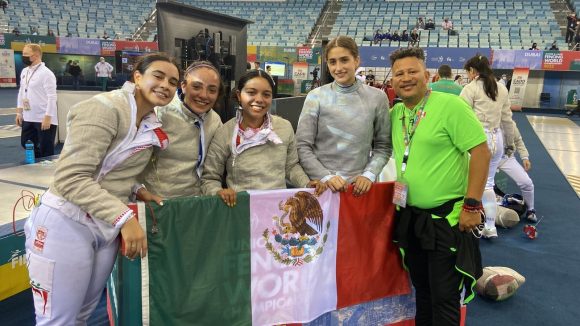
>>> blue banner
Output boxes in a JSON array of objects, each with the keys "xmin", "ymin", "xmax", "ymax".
[
  {"xmin": 424, "ymin": 48, "xmax": 491, "ymax": 69},
  {"xmin": 492, "ymin": 50, "xmax": 543, "ymax": 69},
  {"xmin": 57, "ymin": 37, "xmax": 102, "ymax": 55},
  {"xmin": 359, "ymin": 47, "xmax": 492, "ymax": 69}
]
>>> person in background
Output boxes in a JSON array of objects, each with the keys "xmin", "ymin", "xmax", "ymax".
[
  {"xmin": 416, "ymin": 17, "xmax": 425, "ymax": 30},
  {"xmin": 566, "ymin": 12, "xmax": 577, "ymax": 46},
  {"xmin": 430, "ymin": 64, "xmax": 463, "ymax": 96},
  {"xmin": 296, "ymin": 36, "xmax": 391, "ymax": 196},
  {"xmin": 460, "ymin": 55, "xmax": 516, "ymax": 239},
  {"xmin": 95, "ymin": 57, "xmax": 114, "ymax": 91},
  {"xmin": 15, "ymin": 43, "xmax": 58, "ymax": 159},
  {"xmin": 365, "ymin": 69, "xmax": 375, "ymax": 86},
  {"xmin": 497, "ymin": 124, "xmax": 537, "ymax": 222},
  {"xmin": 202, "ymin": 69, "xmax": 325, "ymax": 205},
  {"xmin": 356, "ymin": 69, "xmax": 366, "ymax": 82},
  {"xmin": 24, "ymin": 53, "xmax": 180, "ymax": 325},
  {"xmin": 441, "ymin": 18, "xmax": 453, "ymax": 30},
  {"xmin": 69, "ymin": 61, "xmax": 82, "ymax": 90},
  {"xmin": 499, "ymin": 74, "xmax": 508, "ymax": 86}
]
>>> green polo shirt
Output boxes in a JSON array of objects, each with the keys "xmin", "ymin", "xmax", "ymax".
[
  {"xmin": 430, "ymin": 79, "xmax": 463, "ymax": 96},
  {"xmin": 390, "ymin": 91, "xmax": 486, "ymax": 222}
]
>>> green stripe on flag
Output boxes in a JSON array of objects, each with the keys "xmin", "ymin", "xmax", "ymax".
[{"xmin": 146, "ymin": 193, "xmax": 252, "ymax": 325}]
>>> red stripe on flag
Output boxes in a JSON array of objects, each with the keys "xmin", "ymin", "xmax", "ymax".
[
  {"xmin": 336, "ymin": 182, "xmax": 411, "ymax": 308},
  {"xmin": 386, "ymin": 319, "xmax": 415, "ymax": 326}
]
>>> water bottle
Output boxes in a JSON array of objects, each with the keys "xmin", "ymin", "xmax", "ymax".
[{"xmin": 25, "ymin": 140, "xmax": 35, "ymax": 164}]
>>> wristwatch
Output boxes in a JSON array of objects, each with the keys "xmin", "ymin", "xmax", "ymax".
[{"xmin": 464, "ymin": 197, "xmax": 482, "ymax": 207}]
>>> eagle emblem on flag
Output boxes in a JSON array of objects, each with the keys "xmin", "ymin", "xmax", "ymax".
[{"xmin": 263, "ymin": 191, "xmax": 330, "ymax": 266}]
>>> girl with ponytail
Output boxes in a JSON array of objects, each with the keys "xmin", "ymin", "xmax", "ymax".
[{"xmin": 460, "ymin": 55, "xmax": 516, "ymax": 239}]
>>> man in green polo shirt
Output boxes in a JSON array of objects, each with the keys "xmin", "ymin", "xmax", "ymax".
[
  {"xmin": 430, "ymin": 64, "xmax": 463, "ymax": 95},
  {"xmin": 389, "ymin": 48, "xmax": 491, "ymax": 326}
]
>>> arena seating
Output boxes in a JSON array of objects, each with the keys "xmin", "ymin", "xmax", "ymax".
[
  {"xmin": 1, "ymin": 0, "xmax": 569, "ymax": 49},
  {"xmin": 4, "ymin": 0, "xmax": 154, "ymax": 39},
  {"xmin": 330, "ymin": 0, "xmax": 564, "ymax": 50},
  {"xmin": 180, "ymin": 0, "xmax": 324, "ymax": 47}
]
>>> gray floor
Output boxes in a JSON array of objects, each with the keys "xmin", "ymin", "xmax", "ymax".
[{"xmin": 527, "ymin": 115, "xmax": 580, "ymax": 196}]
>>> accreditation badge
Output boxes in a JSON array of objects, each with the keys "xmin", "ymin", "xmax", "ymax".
[
  {"xmin": 23, "ymin": 98, "xmax": 31, "ymax": 111},
  {"xmin": 393, "ymin": 181, "xmax": 408, "ymax": 208}
]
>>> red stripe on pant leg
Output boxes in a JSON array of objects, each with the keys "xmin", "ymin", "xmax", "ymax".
[{"xmin": 336, "ymin": 182, "xmax": 411, "ymax": 308}]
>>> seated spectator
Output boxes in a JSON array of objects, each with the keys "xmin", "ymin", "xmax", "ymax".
[
  {"xmin": 392, "ymin": 30, "xmax": 401, "ymax": 41},
  {"xmin": 401, "ymin": 30, "xmax": 409, "ymax": 42},
  {"xmin": 416, "ymin": 17, "xmax": 425, "ymax": 30},
  {"xmin": 441, "ymin": 18, "xmax": 453, "ymax": 30},
  {"xmin": 549, "ymin": 41, "xmax": 559, "ymax": 50},
  {"xmin": 454, "ymin": 74, "xmax": 464, "ymax": 86},
  {"xmin": 102, "ymin": 31, "xmax": 110, "ymax": 40},
  {"xmin": 373, "ymin": 29, "xmax": 382, "ymax": 44},
  {"xmin": 383, "ymin": 30, "xmax": 392, "ymax": 41},
  {"xmin": 410, "ymin": 29, "xmax": 420, "ymax": 46},
  {"xmin": 31, "ymin": 26, "xmax": 38, "ymax": 35},
  {"xmin": 1, "ymin": 0, "xmax": 8, "ymax": 14},
  {"xmin": 47, "ymin": 29, "xmax": 55, "ymax": 37},
  {"xmin": 529, "ymin": 42, "xmax": 539, "ymax": 50},
  {"xmin": 425, "ymin": 18, "xmax": 435, "ymax": 30},
  {"xmin": 12, "ymin": 27, "xmax": 20, "ymax": 36}
]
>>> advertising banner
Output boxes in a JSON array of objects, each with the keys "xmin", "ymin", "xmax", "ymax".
[
  {"xmin": 247, "ymin": 45, "xmax": 258, "ymax": 63},
  {"xmin": 100, "ymin": 40, "xmax": 117, "ymax": 56},
  {"xmin": 0, "ymin": 49, "xmax": 17, "ymax": 87},
  {"xmin": 542, "ymin": 51, "xmax": 580, "ymax": 71},
  {"xmin": 257, "ymin": 46, "xmax": 297, "ymax": 65},
  {"xmin": 424, "ymin": 47, "xmax": 492, "ymax": 69},
  {"xmin": 3, "ymin": 34, "xmax": 57, "ymax": 53},
  {"xmin": 292, "ymin": 62, "xmax": 308, "ymax": 80},
  {"xmin": 359, "ymin": 47, "xmax": 491, "ymax": 69},
  {"xmin": 0, "ymin": 230, "xmax": 28, "ymax": 301},
  {"xmin": 114, "ymin": 40, "xmax": 158, "ymax": 53},
  {"xmin": 492, "ymin": 50, "xmax": 543, "ymax": 70},
  {"xmin": 508, "ymin": 67, "xmax": 530, "ymax": 111},
  {"xmin": 297, "ymin": 46, "xmax": 315, "ymax": 62},
  {"xmin": 57, "ymin": 37, "xmax": 102, "ymax": 55}
]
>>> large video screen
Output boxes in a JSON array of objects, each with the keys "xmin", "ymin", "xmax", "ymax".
[{"xmin": 265, "ymin": 62, "xmax": 285, "ymax": 77}]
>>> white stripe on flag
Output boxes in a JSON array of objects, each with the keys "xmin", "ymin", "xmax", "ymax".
[{"xmin": 249, "ymin": 188, "xmax": 340, "ymax": 326}]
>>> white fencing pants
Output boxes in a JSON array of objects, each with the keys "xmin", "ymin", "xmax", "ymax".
[
  {"xmin": 483, "ymin": 129, "xmax": 504, "ymax": 230},
  {"xmin": 498, "ymin": 155, "xmax": 535, "ymax": 211},
  {"xmin": 24, "ymin": 203, "xmax": 120, "ymax": 326}
]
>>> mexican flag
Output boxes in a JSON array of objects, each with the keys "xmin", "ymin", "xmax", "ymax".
[{"xmin": 108, "ymin": 183, "xmax": 414, "ymax": 326}]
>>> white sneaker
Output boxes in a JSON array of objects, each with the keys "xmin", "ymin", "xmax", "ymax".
[
  {"xmin": 526, "ymin": 210, "xmax": 537, "ymax": 223},
  {"xmin": 482, "ymin": 227, "xmax": 498, "ymax": 239}
]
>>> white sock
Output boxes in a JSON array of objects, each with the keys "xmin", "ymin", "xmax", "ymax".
[{"xmin": 482, "ymin": 189, "xmax": 497, "ymax": 229}]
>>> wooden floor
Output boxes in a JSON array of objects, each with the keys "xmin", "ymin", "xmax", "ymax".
[{"xmin": 527, "ymin": 115, "xmax": 580, "ymax": 197}]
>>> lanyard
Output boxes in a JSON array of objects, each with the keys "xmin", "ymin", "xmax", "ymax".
[
  {"xmin": 24, "ymin": 64, "xmax": 41, "ymax": 93},
  {"xmin": 400, "ymin": 91, "xmax": 430, "ymax": 174},
  {"xmin": 182, "ymin": 101, "xmax": 206, "ymax": 177}
]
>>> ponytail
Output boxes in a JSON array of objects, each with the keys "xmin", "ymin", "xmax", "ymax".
[{"xmin": 464, "ymin": 55, "xmax": 498, "ymax": 101}]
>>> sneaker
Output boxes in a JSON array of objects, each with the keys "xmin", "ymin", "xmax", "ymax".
[
  {"xmin": 482, "ymin": 227, "xmax": 498, "ymax": 239},
  {"xmin": 526, "ymin": 210, "xmax": 537, "ymax": 223}
]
